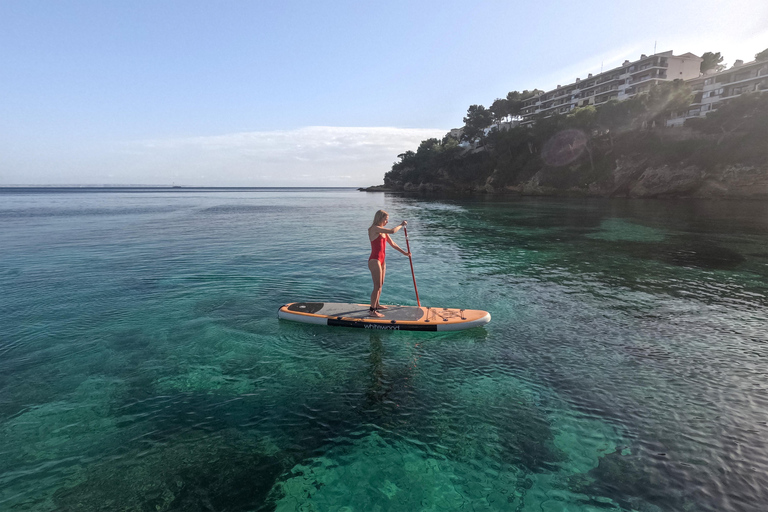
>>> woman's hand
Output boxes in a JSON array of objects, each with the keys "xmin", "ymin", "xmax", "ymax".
[{"xmin": 400, "ymin": 220, "xmax": 407, "ymax": 227}]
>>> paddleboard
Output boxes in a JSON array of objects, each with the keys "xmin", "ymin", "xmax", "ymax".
[{"xmin": 278, "ymin": 302, "xmax": 490, "ymax": 331}]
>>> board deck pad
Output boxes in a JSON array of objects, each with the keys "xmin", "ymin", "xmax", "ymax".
[{"xmin": 278, "ymin": 302, "xmax": 490, "ymax": 331}]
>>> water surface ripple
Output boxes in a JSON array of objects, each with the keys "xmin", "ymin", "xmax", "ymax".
[{"xmin": 0, "ymin": 189, "xmax": 766, "ymax": 511}]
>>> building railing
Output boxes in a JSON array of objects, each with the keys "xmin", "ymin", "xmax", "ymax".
[
  {"xmin": 596, "ymin": 85, "xmax": 619, "ymax": 95},
  {"xmin": 597, "ymin": 75, "xmax": 620, "ymax": 85},
  {"xmin": 628, "ymin": 73, "xmax": 666, "ymax": 85},
  {"xmin": 629, "ymin": 62, "xmax": 668, "ymax": 75}
]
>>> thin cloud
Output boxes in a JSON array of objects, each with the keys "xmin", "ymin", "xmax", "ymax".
[{"xmin": 112, "ymin": 126, "xmax": 447, "ymax": 186}]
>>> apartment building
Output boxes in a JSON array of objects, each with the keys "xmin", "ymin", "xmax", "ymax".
[
  {"xmin": 519, "ymin": 51, "xmax": 702, "ymax": 124},
  {"xmin": 666, "ymin": 58, "xmax": 768, "ymax": 126}
]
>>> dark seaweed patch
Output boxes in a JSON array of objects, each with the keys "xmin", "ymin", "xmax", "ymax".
[
  {"xmin": 571, "ymin": 450, "xmax": 687, "ymax": 512},
  {"xmin": 658, "ymin": 242, "xmax": 745, "ymax": 270},
  {"xmin": 52, "ymin": 430, "xmax": 284, "ymax": 512}
]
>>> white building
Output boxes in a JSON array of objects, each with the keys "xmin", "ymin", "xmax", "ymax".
[
  {"xmin": 666, "ymin": 58, "xmax": 768, "ymax": 126},
  {"xmin": 520, "ymin": 51, "xmax": 702, "ymax": 124}
]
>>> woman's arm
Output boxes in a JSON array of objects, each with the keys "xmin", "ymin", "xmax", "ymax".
[
  {"xmin": 385, "ymin": 235, "xmax": 411, "ymax": 256},
  {"xmin": 371, "ymin": 220, "xmax": 407, "ymax": 235}
]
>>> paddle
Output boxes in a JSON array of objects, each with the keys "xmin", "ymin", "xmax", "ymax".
[{"xmin": 403, "ymin": 226, "xmax": 421, "ymax": 307}]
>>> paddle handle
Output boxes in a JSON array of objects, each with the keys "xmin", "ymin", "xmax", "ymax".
[{"xmin": 403, "ymin": 226, "xmax": 421, "ymax": 307}]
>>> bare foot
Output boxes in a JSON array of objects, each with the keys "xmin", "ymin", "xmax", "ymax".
[
  {"xmin": 369, "ymin": 308, "xmax": 384, "ymax": 318},
  {"xmin": 377, "ymin": 304, "xmax": 388, "ymax": 309}
]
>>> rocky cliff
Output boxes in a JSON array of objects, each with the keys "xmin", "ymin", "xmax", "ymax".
[
  {"xmin": 376, "ymin": 93, "xmax": 768, "ymax": 199},
  {"xmin": 489, "ymin": 160, "xmax": 768, "ymax": 199}
]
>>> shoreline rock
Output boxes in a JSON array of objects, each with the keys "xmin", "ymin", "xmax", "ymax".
[
  {"xmin": 373, "ymin": 161, "xmax": 768, "ymax": 200},
  {"xmin": 357, "ymin": 185, "xmax": 394, "ymax": 192}
]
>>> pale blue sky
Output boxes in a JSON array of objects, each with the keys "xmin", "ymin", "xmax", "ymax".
[{"xmin": 1, "ymin": 0, "xmax": 766, "ymax": 186}]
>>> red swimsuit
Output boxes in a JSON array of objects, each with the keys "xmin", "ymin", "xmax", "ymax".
[{"xmin": 369, "ymin": 234, "xmax": 386, "ymax": 263}]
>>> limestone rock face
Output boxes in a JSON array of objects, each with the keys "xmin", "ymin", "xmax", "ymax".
[
  {"xmin": 483, "ymin": 169, "xmax": 500, "ymax": 193},
  {"xmin": 510, "ymin": 161, "xmax": 768, "ymax": 199},
  {"xmin": 402, "ymin": 181, "xmax": 450, "ymax": 193},
  {"xmin": 628, "ymin": 165, "xmax": 705, "ymax": 198},
  {"xmin": 702, "ymin": 165, "xmax": 768, "ymax": 198},
  {"xmin": 378, "ymin": 159, "xmax": 768, "ymax": 199},
  {"xmin": 620, "ymin": 163, "xmax": 768, "ymax": 199}
]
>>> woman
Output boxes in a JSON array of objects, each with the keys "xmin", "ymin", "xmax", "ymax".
[{"xmin": 368, "ymin": 210, "xmax": 410, "ymax": 317}]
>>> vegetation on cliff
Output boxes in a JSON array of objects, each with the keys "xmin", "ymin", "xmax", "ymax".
[{"xmin": 384, "ymin": 70, "xmax": 768, "ymax": 195}]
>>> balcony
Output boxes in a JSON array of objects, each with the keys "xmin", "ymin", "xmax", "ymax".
[
  {"xmin": 597, "ymin": 74, "xmax": 621, "ymax": 85},
  {"xmin": 629, "ymin": 72, "xmax": 666, "ymax": 85},
  {"xmin": 596, "ymin": 85, "xmax": 619, "ymax": 95},
  {"xmin": 594, "ymin": 94, "xmax": 619, "ymax": 105},
  {"xmin": 629, "ymin": 60, "xmax": 668, "ymax": 75}
]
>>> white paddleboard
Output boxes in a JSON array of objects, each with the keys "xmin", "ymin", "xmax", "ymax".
[{"xmin": 278, "ymin": 302, "xmax": 491, "ymax": 331}]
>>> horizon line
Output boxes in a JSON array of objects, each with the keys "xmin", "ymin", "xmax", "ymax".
[{"xmin": 0, "ymin": 185, "xmax": 370, "ymax": 189}]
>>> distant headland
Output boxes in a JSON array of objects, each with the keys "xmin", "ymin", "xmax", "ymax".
[{"xmin": 365, "ymin": 48, "xmax": 768, "ymax": 199}]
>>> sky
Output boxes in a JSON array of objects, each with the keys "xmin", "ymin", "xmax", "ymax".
[{"xmin": 1, "ymin": 0, "xmax": 766, "ymax": 187}]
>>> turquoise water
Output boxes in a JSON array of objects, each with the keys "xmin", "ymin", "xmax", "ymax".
[{"xmin": 1, "ymin": 188, "xmax": 767, "ymax": 511}]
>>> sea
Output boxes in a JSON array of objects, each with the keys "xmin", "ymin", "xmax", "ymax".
[{"xmin": 1, "ymin": 187, "xmax": 767, "ymax": 512}]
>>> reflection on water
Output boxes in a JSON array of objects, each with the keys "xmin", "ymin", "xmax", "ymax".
[{"xmin": 0, "ymin": 190, "xmax": 766, "ymax": 511}]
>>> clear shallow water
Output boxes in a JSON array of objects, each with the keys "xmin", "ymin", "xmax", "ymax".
[{"xmin": 1, "ymin": 188, "xmax": 767, "ymax": 511}]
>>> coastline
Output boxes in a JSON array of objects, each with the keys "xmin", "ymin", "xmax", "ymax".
[
  {"xmin": 359, "ymin": 160, "xmax": 768, "ymax": 200},
  {"xmin": 357, "ymin": 185, "xmax": 395, "ymax": 192}
]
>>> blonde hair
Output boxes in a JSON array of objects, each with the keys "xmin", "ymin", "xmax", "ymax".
[{"xmin": 372, "ymin": 210, "xmax": 389, "ymax": 227}]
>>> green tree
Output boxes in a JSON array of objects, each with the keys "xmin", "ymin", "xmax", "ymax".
[
  {"xmin": 687, "ymin": 92, "xmax": 768, "ymax": 142},
  {"xmin": 596, "ymin": 96, "xmax": 647, "ymax": 146},
  {"xmin": 394, "ymin": 150, "xmax": 415, "ymax": 166},
  {"xmin": 643, "ymin": 80, "xmax": 693, "ymax": 125},
  {"xmin": 565, "ymin": 106, "xmax": 598, "ymax": 170},
  {"xmin": 462, "ymin": 105, "xmax": 493, "ymax": 142},
  {"xmin": 700, "ymin": 51, "xmax": 725, "ymax": 73},
  {"xmin": 391, "ymin": 150, "xmax": 416, "ymax": 173},
  {"xmin": 490, "ymin": 98, "xmax": 510, "ymax": 125},
  {"xmin": 565, "ymin": 105, "xmax": 597, "ymax": 129},
  {"xmin": 441, "ymin": 132, "xmax": 459, "ymax": 146},
  {"xmin": 755, "ymin": 48, "xmax": 768, "ymax": 61},
  {"xmin": 506, "ymin": 89, "xmax": 543, "ymax": 117}
]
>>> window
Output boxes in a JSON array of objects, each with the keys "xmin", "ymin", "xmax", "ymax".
[{"xmin": 708, "ymin": 88, "xmax": 724, "ymax": 98}]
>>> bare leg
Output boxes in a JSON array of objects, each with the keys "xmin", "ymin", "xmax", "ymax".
[
  {"xmin": 378, "ymin": 263, "xmax": 388, "ymax": 308},
  {"xmin": 368, "ymin": 259, "xmax": 384, "ymax": 317}
]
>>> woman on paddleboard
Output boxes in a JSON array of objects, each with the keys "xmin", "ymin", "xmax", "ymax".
[{"xmin": 368, "ymin": 210, "xmax": 410, "ymax": 317}]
